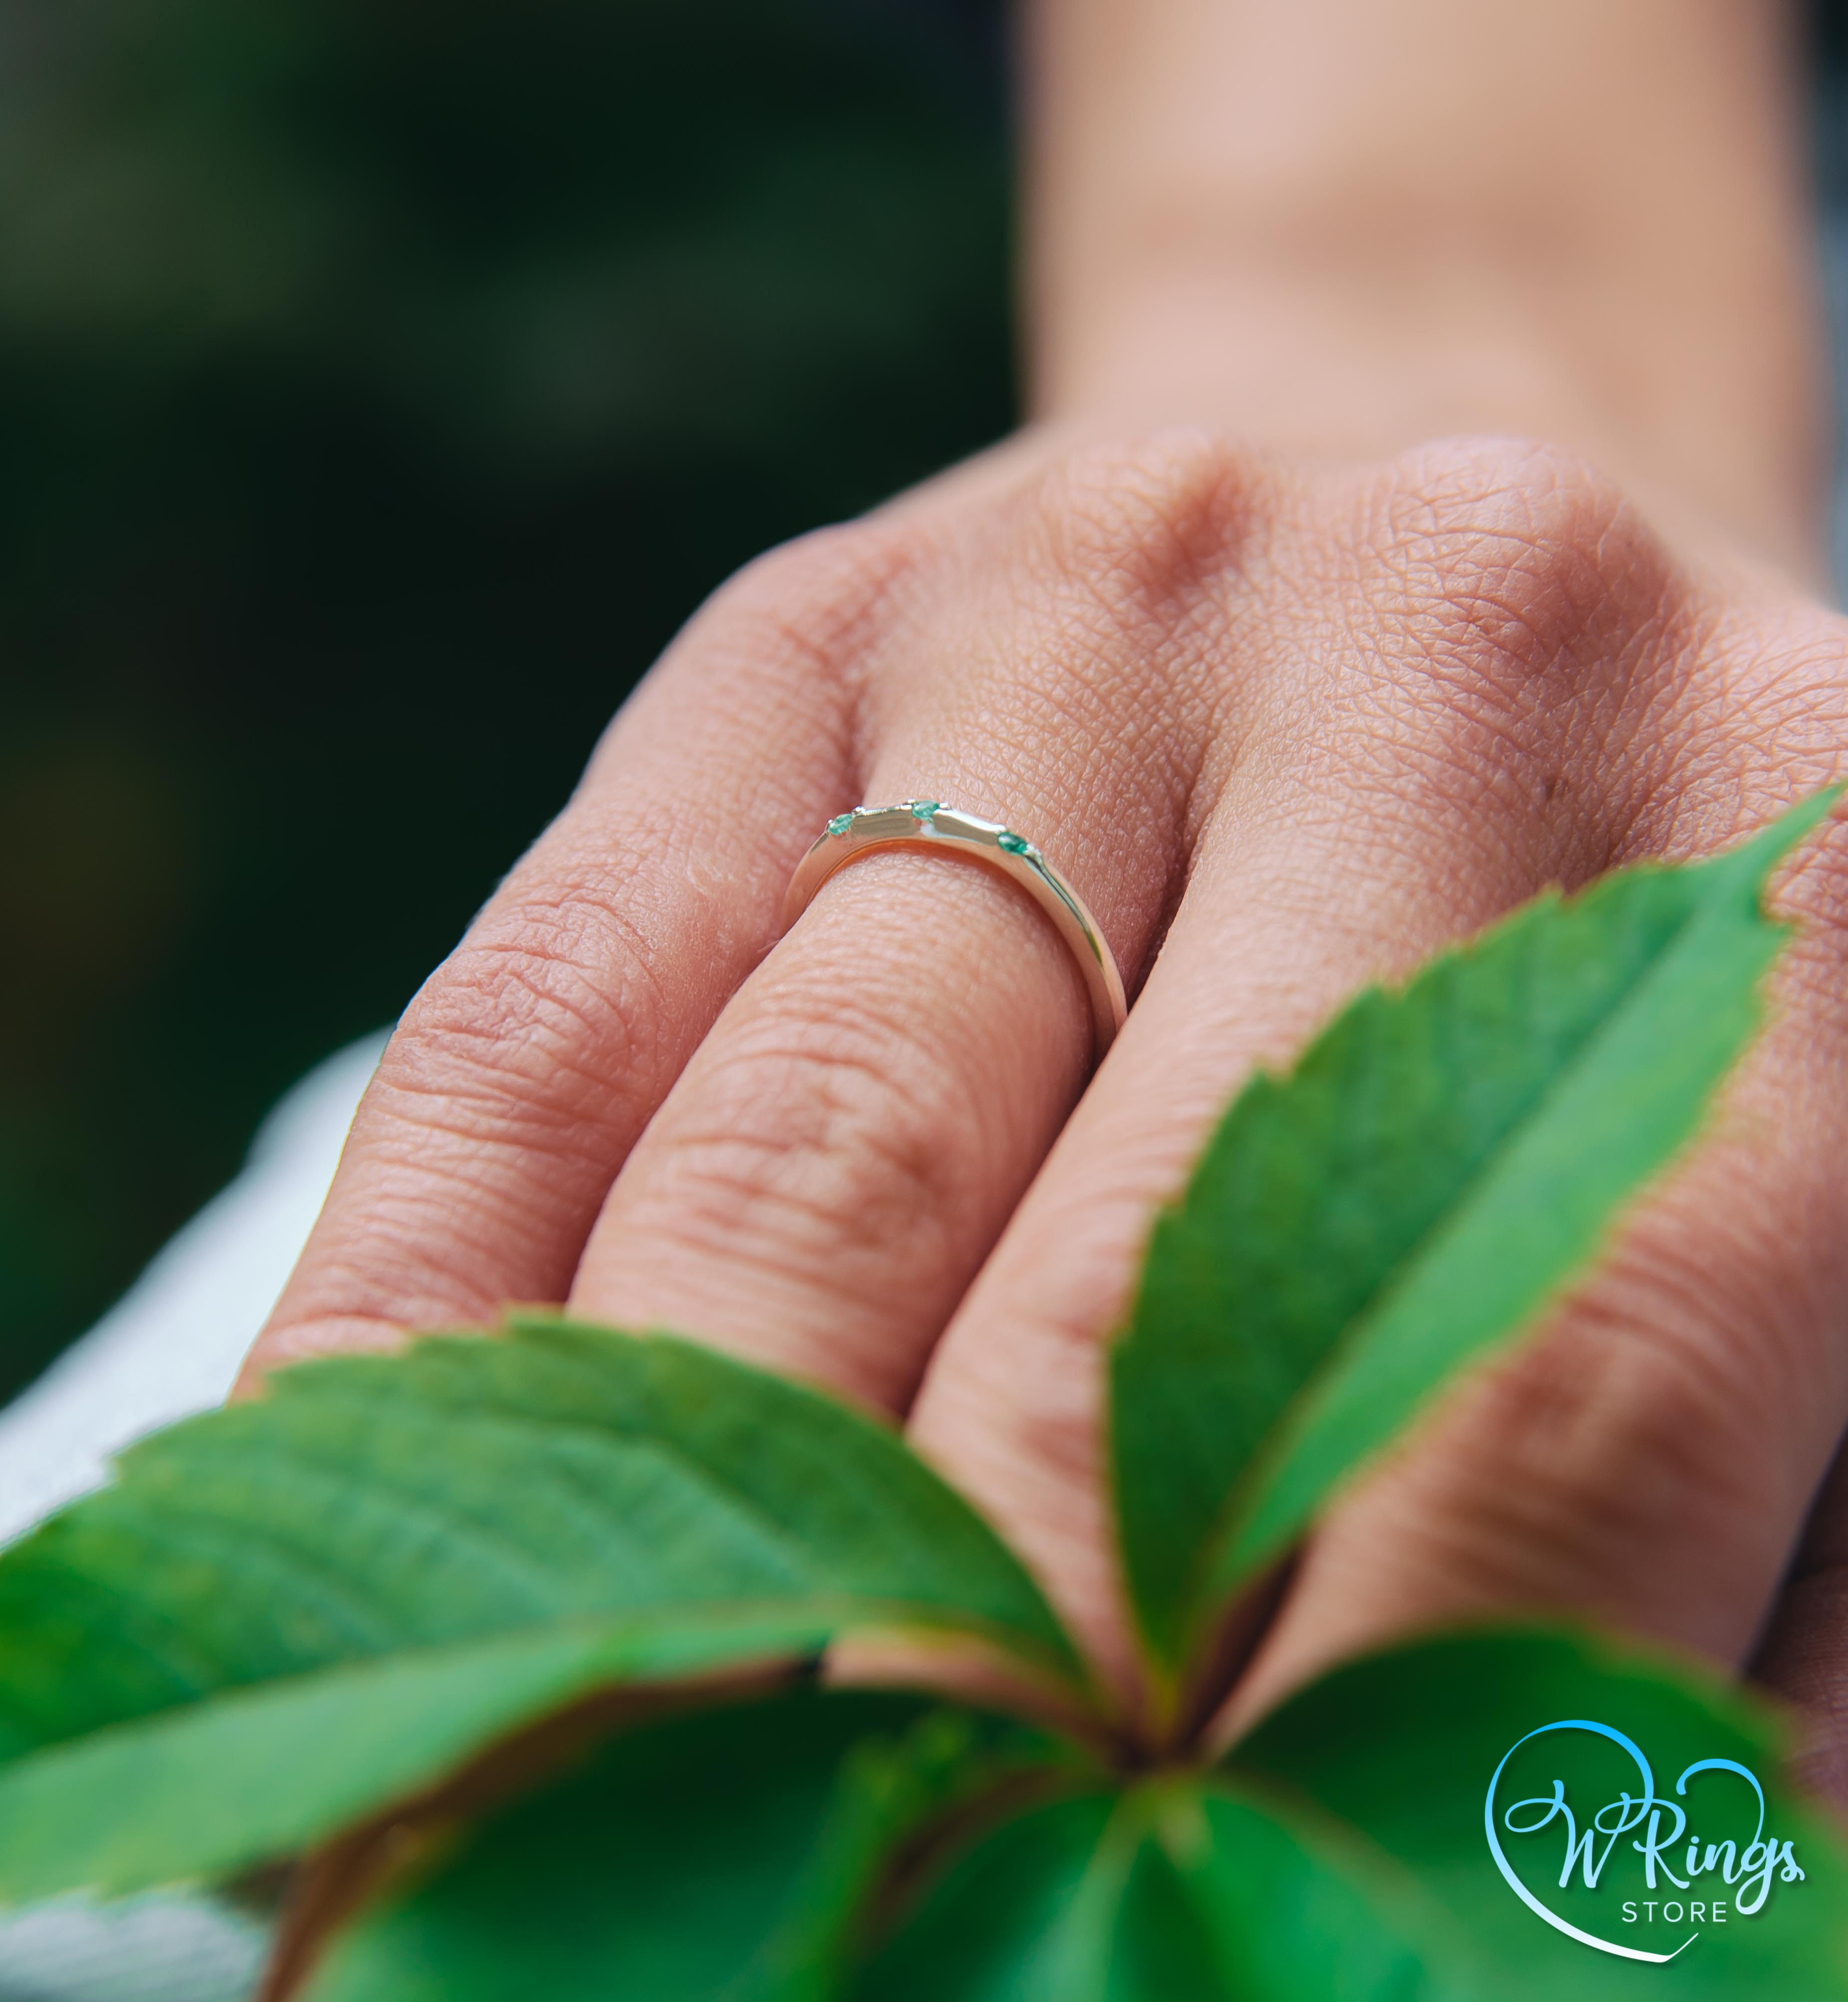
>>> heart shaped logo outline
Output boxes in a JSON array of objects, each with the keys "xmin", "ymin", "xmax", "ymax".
[{"xmin": 1484, "ymin": 1719, "xmax": 1773, "ymax": 1964}]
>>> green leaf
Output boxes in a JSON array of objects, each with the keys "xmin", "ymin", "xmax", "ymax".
[
  {"xmin": 0, "ymin": 1605, "xmax": 840, "ymax": 1902},
  {"xmin": 0, "ymin": 1315, "xmax": 1080, "ymax": 1900},
  {"xmin": 868, "ymin": 1625, "xmax": 1848, "ymax": 2001},
  {"xmin": 1176, "ymin": 1790, "xmax": 1438, "ymax": 2001},
  {"xmin": 853, "ymin": 1792, "xmax": 1122, "ymax": 2001},
  {"xmin": 1225, "ymin": 1626, "xmax": 1848, "ymax": 1999},
  {"xmin": 1111, "ymin": 795, "xmax": 1832, "ymax": 1676},
  {"xmin": 856, "ymin": 1777, "xmax": 1436, "ymax": 2001},
  {"xmin": 302, "ymin": 1689, "xmax": 1054, "ymax": 2002}
]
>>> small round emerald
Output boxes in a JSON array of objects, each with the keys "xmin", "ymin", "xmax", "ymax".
[
  {"xmin": 910, "ymin": 800, "xmax": 941, "ymax": 820},
  {"xmin": 997, "ymin": 830, "xmax": 1028, "ymax": 853},
  {"xmin": 827, "ymin": 814, "xmax": 853, "ymax": 836}
]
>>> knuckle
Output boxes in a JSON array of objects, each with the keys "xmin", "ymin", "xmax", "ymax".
[
  {"xmin": 1023, "ymin": 427, "xmax": 1264, "ymax": 616},
  {"xmin": 670, "ymin": 516, "xmax": 939, "ymax": 772},
  {"xmin": 1368, "ymin": 436, "xmax": 1679, "ymax": 684},
  {"xmin": 633, "ymin": 995, "xmax": 983, "ymax": 1283},
  {"xmin": 1667, "ymin": 606, "xmax": 1848, "ymax": 829},
  {"xmin": 1728, "ymin": 609, "xmax": 1848, "ymax": 739},
  {"xmin": 699, "ymin": 515, "xmax": 934, "ymax": 674},
  {"xmin": 383, "ymin": 895, "xmax": 666, "ymax": 1150},
  {"xmin": 1301, "ymin": 438, "xmax": 1689, "ymax": 834},
  {"xmin": 966, "ymin": 428, "xmax": 1270, "ymax": 789}
]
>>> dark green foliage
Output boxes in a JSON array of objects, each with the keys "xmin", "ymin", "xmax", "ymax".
[
  {"xmin": 305, "ymin": 1692, "xmax": 1052, "ymax": 2002},
  {"xmin": 0, "ymin": 0, "xmax": 1013, "ymax": 1398},
  {"xmin": 856, "ymin": 1782, "xmax": 1431, "ymax": 2002}
]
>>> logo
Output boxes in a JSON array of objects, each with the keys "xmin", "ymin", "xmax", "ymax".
[{"xmin": 1485, "ymin": 1720, "xmax": 1805, "ymax": 1963}]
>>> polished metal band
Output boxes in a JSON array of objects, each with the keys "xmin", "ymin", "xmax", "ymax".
[{"xmin": 781, "ymin": 800, "xmax": 1128, "ymax": 1055}]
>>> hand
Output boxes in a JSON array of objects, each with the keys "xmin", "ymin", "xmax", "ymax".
[{"xmin": 242, "ymin": 421, "xmax": 1848, "ymax": 1775}]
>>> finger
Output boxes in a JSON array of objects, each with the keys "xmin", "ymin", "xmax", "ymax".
[
  {"xmin": 906, "ymin": 438, "xmax": 1796, "ymax": 1701},
  {"xmin": 566, "ymin": 844, "xmax": 1100, "ymax": 1411},
  {"xmin": 240, "ymin": 525, "xmax": 902, "ymax": 1382},
  {"xmin": 1220, "ymin": 590, "xmax": 1848, "ymax": 1727},
  {"xmin": 565, "ymin": 438, "xmax": 1243, "ymax": 1407},
  {"xmin": 1751, "ymin": 1435, "xmax": 1848, "ymax": 1811},
  {"xmin": 1224, "ymin": 893, "xmax": 1848, "ymax": 1729}
]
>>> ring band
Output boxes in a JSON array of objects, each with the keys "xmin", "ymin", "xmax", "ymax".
[{"xmin": 781, "ymin": 801, "xmax": 1128, "ymax": 1055}]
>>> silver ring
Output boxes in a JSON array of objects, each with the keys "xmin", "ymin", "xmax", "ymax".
[{"xmin": 781, "ymin": 800, "xmax": 1129, "ymax": 1056}]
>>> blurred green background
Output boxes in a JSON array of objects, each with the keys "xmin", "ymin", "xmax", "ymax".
[{"xmin": 0, "ymin": 0, "xmax": 1013, "ymax": 1401}]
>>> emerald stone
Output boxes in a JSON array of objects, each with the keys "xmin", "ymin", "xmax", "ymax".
[
  {"xmin": 828, "ymin": 814, "xmax": 853, "ymax": 836},
  {"xmin": 997, "ymin": 830, "xmax": 1028, "ymax": 853},
  {"xmin": 910, "ymin": 800, "xmax": 940, "ymax": 820}
]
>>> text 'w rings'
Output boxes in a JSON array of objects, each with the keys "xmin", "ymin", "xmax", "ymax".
[{"xmin": 781, "ymin": 801, "xmax": 1129, "ymax": 1056}]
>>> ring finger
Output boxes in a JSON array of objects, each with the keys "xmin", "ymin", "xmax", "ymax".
[{"xmin": 564, "ymin": 439, "xmax": 1260, "ymax": 1405}]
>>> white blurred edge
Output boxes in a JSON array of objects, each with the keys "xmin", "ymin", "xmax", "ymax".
[
  {"xmin": 0, "ymin": 1031, "xmax": 388, "ymax": 1548},
  {"xmin": 0, "ymin": 1890, "xmax": 270, "ymax": 2002}
]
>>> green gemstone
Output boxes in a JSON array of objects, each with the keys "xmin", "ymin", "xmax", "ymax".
[
  {"xmin": 910, "ymin": 800, "xmax": 941, "ymax": 820},
  {"xmin": 997, "ymin": 830, "xmax": 1028, "ymax": 853},
  {"xmin": 827, "ymin": 814, "xmax": 853, "ymax": 836}
]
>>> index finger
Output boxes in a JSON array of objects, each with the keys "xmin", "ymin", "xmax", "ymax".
[{"xmin": 237, "ymin": 525, "xmax": 902, "ymax": 1385}]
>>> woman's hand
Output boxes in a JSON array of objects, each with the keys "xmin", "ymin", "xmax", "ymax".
[
  {"xmin": 237, "ymin": 0, "xmax": 1848, "ymax": 1787},
  {"xmin": 241, "ymin": 420, "xmax": 1848, "ymax": 1769}
]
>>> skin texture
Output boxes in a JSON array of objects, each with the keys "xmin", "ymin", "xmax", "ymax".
[
  {"xmin": 244, "ymin": 2, "xmax": 1848, "ymax": 1787},
  {"xmin": 1027, "ymin": 0, "xmax": 1826, "ymax": 575}
]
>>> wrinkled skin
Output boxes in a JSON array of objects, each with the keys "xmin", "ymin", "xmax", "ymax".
[{"xmin": 243, "ymin": 424, "xmax": 1848, "ymax": 1781}]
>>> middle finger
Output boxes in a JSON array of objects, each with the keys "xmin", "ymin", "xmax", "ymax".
[{"xmin": 907, "ymin": 436, "xmax": 1700, "ymax": 1696}]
